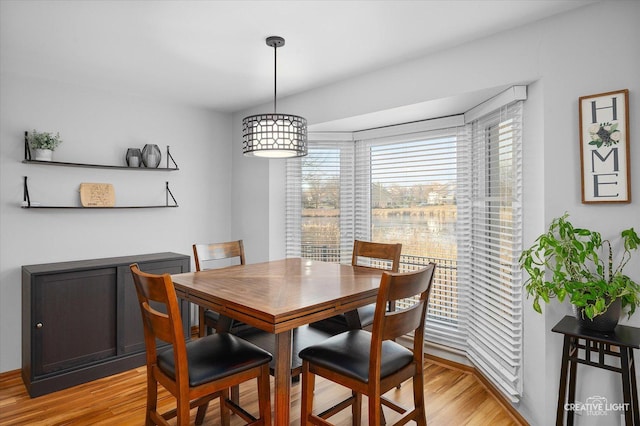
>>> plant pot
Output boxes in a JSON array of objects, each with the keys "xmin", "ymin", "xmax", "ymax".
[
  {"xmin": 34, "ymin": 149, "xmax": 53, "ymax": 161},
  {"xmin": 572, "ymin": 297, "xmax": 622, "ymax": 332}
]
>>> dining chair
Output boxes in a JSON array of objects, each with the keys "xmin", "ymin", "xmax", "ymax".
[
  {"xmin": 311, "ymin": 240, "xmax": 402, "ymax": 333},
  {"xmin": 299, "ymin": 263, "xmax": 435, "ymax": 426},
  {"xmin": 129, "ymin": 264, "xmax": 272, "ymax": 426},
  {"xmin": 192, "ymin": 240, "xmax": 245, "ymax": 337}
]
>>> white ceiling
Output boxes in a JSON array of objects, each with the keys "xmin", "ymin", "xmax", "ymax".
[{"xmin": 1, "ymin": 1, "xmax": 593, "ymax": 115}]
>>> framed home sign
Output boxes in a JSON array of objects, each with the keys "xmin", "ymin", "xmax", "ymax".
[{"xmin": 579, "ymin": 89, "xmax": 631, "ymax": 203}]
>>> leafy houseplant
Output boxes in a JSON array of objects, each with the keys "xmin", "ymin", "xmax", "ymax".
[
  {"xmin": 519, "ymin": 213, "xmax": 640, "ymax": 325},
  {"xmin": 28, "ymin": 130, "xmax": 63, "ymax": 161},
  {"xmin": 28, "ymin": 130, "xmax": 63, "ymax": 151}
]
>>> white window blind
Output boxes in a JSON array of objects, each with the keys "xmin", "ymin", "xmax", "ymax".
[
  {"xmin": 459, "ymin": 101, "xmax": 524, "ymax": 402},
  {"xmin": 286, "ymin": 140, "xmax": 355, "ymax": 262},
  {"xmin": 355, "ymin": 128, "xmax": 467, "ymax": 350}
]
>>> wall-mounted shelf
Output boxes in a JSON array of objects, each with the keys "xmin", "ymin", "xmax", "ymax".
[
  {"xmin": 22, "ymin": 177, "xmax": 178, "ymax": 209},
  {"xmin": 23, "ymin": 131, "xmax": 179, "ymax": 170},
  {"xmin": 21, "ymin": 131, "xmax": 180, "ymax": 209},
  {"xmin": 22, "ymin": 159, "xmax": 179, "ymax": 171}
]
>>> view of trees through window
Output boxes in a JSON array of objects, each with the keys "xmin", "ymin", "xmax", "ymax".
[
  {"xmin": 368, "ymin": 138, "xmax": 457, "ymax": 261},
  {"xmin": 301, "ymin": 148, "xmax": 342, "ymax": 261},
  {"xmin": 301, "ymin": 136, "xmax": 458, "ymax": 263}
]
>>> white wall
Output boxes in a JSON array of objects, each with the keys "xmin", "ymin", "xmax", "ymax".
[
  {"xmin": 232, "ymin": 2, "xmax": 640, "ymax": 425},
  {"xmin": 0, "ymin": 73, "xmax": 233, "ymax": 373}
]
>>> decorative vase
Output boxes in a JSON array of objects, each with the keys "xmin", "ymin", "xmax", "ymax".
[
  {"xmin": 126, "ymin": 148, "xmax": 142, "ymax": 167},
  {"xmin": 572, "ymin": 297, "xmax": 621, "ymax": 332},
  {"xmin": 34, "ymin": 149, "xmax": 53, "ymax": 161},
  {"xmin": 141, "ymin": 144, "xmax": 161, "ymax": 168}
]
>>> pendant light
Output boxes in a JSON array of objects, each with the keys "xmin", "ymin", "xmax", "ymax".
[{"xmin": 242, "ymin": 36, "xmax": 307, "ymax": 158}]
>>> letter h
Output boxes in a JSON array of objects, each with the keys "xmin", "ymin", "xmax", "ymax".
[{"xmin": 591, "ymin": 97, "xmax": 617, "ymax": 123}]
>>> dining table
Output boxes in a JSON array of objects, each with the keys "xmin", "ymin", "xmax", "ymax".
[{"xmin": 171, "ymin": 257, "xmax": 384, "ymax": 425}]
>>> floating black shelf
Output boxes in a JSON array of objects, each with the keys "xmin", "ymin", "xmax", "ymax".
[
  {"xmin": 22, "ymin": 177, "xmax": 178, "ymax": 209},
  {"xmin": 23, "ymin": 131, "xmax": 179, "ymax": 170},
  {"xmin": 22, "ymin": 206, "xmax": 178, "ymax": 209},
  {"xmin": 22, "ymin": 159, "xmax": 178, "ymax": 171}
]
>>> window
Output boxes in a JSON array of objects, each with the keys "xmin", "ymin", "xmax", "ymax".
[
  {"xmin": 286, "ymin": 90, "xmax": 525, "ymax": 401},
  {"xmin": 286, "ymin": 140, "xmax": 354, "ymax": 262},
  {"xmin": 356, "ymin": 129, "xmax": 467, "ymax": 350}
]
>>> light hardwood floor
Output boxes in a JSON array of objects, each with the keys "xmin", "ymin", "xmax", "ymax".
[{"xmin": 0, "ymin": 357, "xmax": 522, "ymax": 425}]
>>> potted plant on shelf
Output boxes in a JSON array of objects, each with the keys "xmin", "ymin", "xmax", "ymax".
[
  {"xmin": 28, "ymin": 130, "xmax": 63, "ymax": 161},
  {"xmin": 519, "ymin": 213, "xmax": 640, "ymax": 331}
]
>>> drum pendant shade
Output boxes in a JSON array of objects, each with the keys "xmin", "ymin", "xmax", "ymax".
[{"xmin": 242, "ymin": 36, "xmax": 307, "ymax": 158}]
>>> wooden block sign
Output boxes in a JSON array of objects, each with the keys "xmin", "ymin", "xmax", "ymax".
[{"xmin": 80, "ymin": 183, "xmax": 115, "ymax": 207}]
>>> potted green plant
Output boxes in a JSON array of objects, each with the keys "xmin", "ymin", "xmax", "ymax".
[
  {"xmin": 28, "ymin": 130, "xmax": 63, "ymax": 161},
  {"xmin": 519, "ymin": 213, "xmax": 640, "ymax": 331}
]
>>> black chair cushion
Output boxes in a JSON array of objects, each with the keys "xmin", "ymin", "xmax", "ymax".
[
  {"xmin": 356, "ymin": 304, "xmax": 375, "ymax": 328},
  {"xmin": 309, "ymin": 314, "xmax": 348, "ymax": 334},
  {"xmin": 298, "ymin": 330, "xmax": 413, "ymax": 383},
  {"xmin": 203, "ymin": 309, "xmax": 220, "ymax": 326},
  {"xmin": 158, "ymin": 333, "xmax": 272, "ymax": 387},
  {"xmin": 309, "ymin": 304, "xmax": 376, "ymax": 334}
]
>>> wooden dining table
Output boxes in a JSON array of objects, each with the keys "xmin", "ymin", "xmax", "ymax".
[{"xmin": 171, "ymin": 257, "xmax": 384, "ymax": 425}]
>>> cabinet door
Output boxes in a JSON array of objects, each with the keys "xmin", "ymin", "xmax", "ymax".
[
  {"xmin": 33, "ymin": 268, "xmax": 117, "ymax": 376},
  {"xmin": 120, "ymin": 260, "xmax": 190, "ymax": 355}
]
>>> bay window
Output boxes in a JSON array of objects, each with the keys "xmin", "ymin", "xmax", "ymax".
[{"xmin": 285, "ymin": 88, "xmax": 525, "ymax": 401}]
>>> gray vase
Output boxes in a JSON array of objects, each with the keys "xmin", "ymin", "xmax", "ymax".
[
  {"xmin": 141, "ymin": 144, "xmax": 161, "ymax": 168},
  {"xmin": 572, "ymin": 297, "xmax": 621, "ymax": 332}
]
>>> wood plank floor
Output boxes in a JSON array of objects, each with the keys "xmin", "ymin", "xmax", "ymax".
[{"xmin": 0, "ymin": 358, "xmax": 521, "ymax": 425}]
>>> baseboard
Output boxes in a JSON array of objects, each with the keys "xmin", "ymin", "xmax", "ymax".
[{"xmin": 0, "ymin": 368, "xmax": 20, "ymax": 381}]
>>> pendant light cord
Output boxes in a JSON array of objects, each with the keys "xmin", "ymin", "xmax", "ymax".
[{"xmin": 273, "ymin": 43, "xmax": 277, "ymax": 113}]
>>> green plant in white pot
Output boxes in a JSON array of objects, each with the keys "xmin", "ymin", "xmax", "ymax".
[
  {"xmin": 519, "ymin": 213, "xmax": 640, "ymax": 331},
  {"xmin": 28, "ymin": 130, "xmax": 63, "ymax": 161}
]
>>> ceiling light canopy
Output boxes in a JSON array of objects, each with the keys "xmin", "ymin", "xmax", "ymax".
[{"xmin": 242, "ymin": 36, "xmax": 307, "ymax": 158}]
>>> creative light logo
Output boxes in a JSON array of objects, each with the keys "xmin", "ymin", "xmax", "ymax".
[{"xmin": 565, "ymin": 396, "xmax": 629, "ymax": 417}]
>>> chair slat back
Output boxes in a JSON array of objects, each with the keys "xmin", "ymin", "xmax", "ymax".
[
  {"xmin": 193, "ymin": 240, "xmax": 245, "ymax": 271},
  {"xmin": 130, "ymin": 264, "xmax": 186, "ymax": 357},
  {"xmin": 351, "ymin": 240, "xmax": 402, "ymax": 272},
  {"xmin": 373, "ymin": 264, "xmax": 435, "ymax": 343}
]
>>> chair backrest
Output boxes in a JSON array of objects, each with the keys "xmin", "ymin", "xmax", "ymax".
[
  {"xmin": 351, "ymin": 240, "xmax": 402, "ymax": 272},
  {"xmin": 129, "ymin": 264, "xmax": 187, "ymax": 379},
  {"xmin": 193, "ymin": 240, "xmax": 245, "ymax": 272},
  {"xmin": 370, "ymin": 264, "xmax": 435, "ymax": 364}
]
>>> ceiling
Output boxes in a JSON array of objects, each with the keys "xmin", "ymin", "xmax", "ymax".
[{"xmin": 1, "ymin": 1, "xmax": 593, "ymax": 116}]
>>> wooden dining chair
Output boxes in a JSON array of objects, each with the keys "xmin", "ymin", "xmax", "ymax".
[
  {"xmin": 129, "ymin": 264, "xmax": 272, "ymax": 426},
  {"xmin": 299, "ymin": 263, "xmax": 435, "ymax": 426},
  {"xmin": 193, "ymin": 240, "xmax": 245, "ymax": 337},
  {"xmin": 311, "ymin": 240, "xmax": 402, "ymax": 333}
]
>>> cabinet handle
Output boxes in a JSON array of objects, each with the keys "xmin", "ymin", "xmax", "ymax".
[{"xmin": 35, "ymin": 322, "xmax": 43, "ymax": 329}]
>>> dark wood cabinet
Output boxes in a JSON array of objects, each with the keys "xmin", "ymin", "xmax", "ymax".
[{"xmin": 22, "ymin": 252, "xmax": 190, "ymax": 397}]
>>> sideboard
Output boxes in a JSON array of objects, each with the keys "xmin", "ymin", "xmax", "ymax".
[{"xmin": 22, "ymin": 252, "xmax": 190, "ymax": 397}]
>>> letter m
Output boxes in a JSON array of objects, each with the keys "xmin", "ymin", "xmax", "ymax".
[{"xmin": 591, "ymin": 147, "xmax": 619, "ymax": 172}]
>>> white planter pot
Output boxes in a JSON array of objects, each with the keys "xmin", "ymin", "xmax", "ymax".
[{"xmin": 34, "ymin": 149, "xmax": 53, "ymax": 161}]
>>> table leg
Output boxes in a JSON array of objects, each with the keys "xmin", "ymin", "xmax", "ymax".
[
  {"xmin": 274, "ymin": 329, "xmax": 293, "ymax": 425},
  {"xmin": 215, "ymin": 315, "xmax": 233, "ymax": 333},
  {"xmin": 216, "ymin": 315, "xmax": 239, "ymax": 405},
  {"xmin": 620, "ymin": 347, "xmax": 638, "ymax": 426},
  {"xmin": 556, "ymin": 335, "xmax": 572, "ymax": 426},
  {"xmin": 628, "ymin": 349, "xmax": 639, "ymax": 425},
  {"xmin": 566, "ymin": 340, "xmax": 578, "ymax": 426}
]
